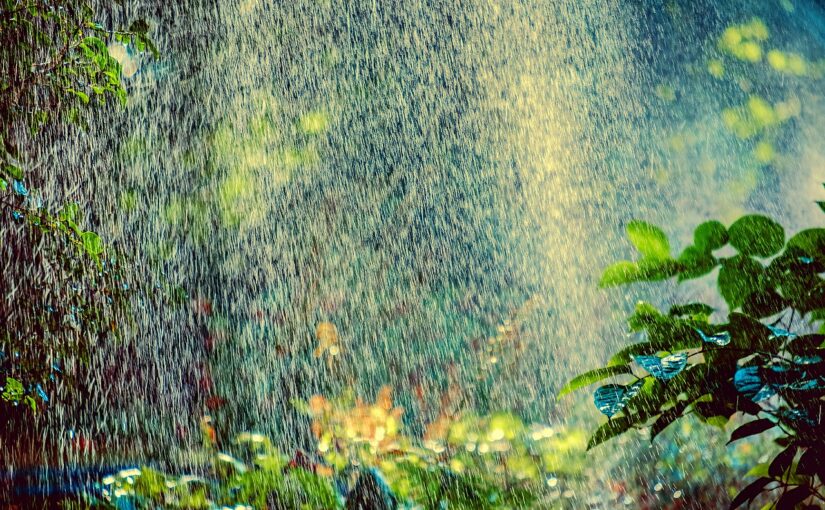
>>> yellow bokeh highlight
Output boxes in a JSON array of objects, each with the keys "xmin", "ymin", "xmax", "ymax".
[
  {"xmin": 754, "ymin": 140, "xmax": 775, "ymax": 164},
  {"xmin": 718, "ymin": 18, "xmax": 769, "ymax": 63},
  {"xmin": 707, "ymin": 59, "xmax": 725, "ymax": 78}
]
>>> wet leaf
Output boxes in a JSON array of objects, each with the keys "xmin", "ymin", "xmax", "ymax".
[
  {"xmin": 728, "ymin": 215, "xmax": 785, "ymax": 258},
  {"xmin": 769, "ymin": 445, "xmax": 797, "ymax": 478},
  {"xmin": 729, "ymin": 477, "xmax": 772, "ymax": 509},
  {"xmin": 694, "ymin": 327, "xmax": 731, "ymax": 346},
  {"xmin": 81, "ymin": 231, "xmax": 104, "ymax": 256},
  {"xmin": 718, "ymin": 255, "xmax": 764, "ymax": 309},
  {"xmin": 775, "ymin": 485, "xmax": 811, "ymax": 509},
  {"xmin": 743, "ymin": 288, "xmax": 788, "ymax": 318},
  {"xmin": 633, "ymin": 353, "xmax": 688, "ymax": 380},
  {"xmin": 626, "ymin": 220, "xmax": 670, "ymax": 260},
  {"xmin": 587, "ymin": 415, "xmax": 635, "ymax": 450},
  {"xmin": 593, "ymin": 380, "xmax": 644, "ymax": 418},
  {"xmin": 558, "ymin": 365, "xmax": 631, "ymax": 399},
  {"xmin": 728, "ymin": 418, "xmax": 775, "ymax": 444},
  {"xmin": 787, "ymin": 228, "xmax": 825, "ymax": 258},
  {"xmin": 694, "ymin": 220, "xmax": 728, "ymax": 251},
  {"xmin": 677, "ymin": 245, "xmax": 717, "ymax": 281},
  {"xmin": 649, "ymin": 401, "xmax": 689, "ymax": 440},
  {"xmin": 599, "ymin": 261, "xmax": 640, "ymax": 287},
  {"xmin": 669, "ymin": 303, "xmax": 715, "ymax": 318},
  {"xmin": 795, "ymin": 447, "xmax": 822, "ymax": 477}
]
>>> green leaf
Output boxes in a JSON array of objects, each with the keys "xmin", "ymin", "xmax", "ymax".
[
  {"xmin": 677, "ymin": 245, "xmax": 717, "ymax": 281},
  {"xmin": 787, "ymin": 228, "xmax": 825, "ymax": 258},
  {"xmin": 776, "ymin": 486, "xmax": 812, "ymax": 509},
  {"xmin": 626, "ymin": 220, "xmax": 670, "ymax": 260},
  {"xmin": 728, "ymin": 215, "xmax": 785, "ymax": 258},
  {"xmin": 728, "ymin": 418, "xmax": 775, "ymax": 444},
  {"xmin": 694, "ymin": 220, "xmax": 729, "ymax": 251},
  {"xmin": 769, "ymin": 445, "xmax": 797, "ymax": 478},
  {"xmin": 796, "ymin": 447, "xmax": 823, "ymax": 477},
  {"xmin": 637, "ymin": 258, "xmax": 681, "ymax": 281},
  {"xmin": 730, "ymin": 477, "xmax": 772, "ymax": 509},
  {"xmin": 587, "ymin": 415, "xmax": 636, "ymax": 450},
  {"xmin": 706, "ymin": 416, "xmax": 729, "ymax": 428},
  {"xmin": 558, "ymin": 365, "xmax": 631, "ymax": 399},
  {"xmin": 629, "ymin": 301, "xmax": 664, "ymax": 331},
  {"xmin": 728, "ymin": 313, "xmax": 776, "ymax": 353},
  {"xmin": 745, "ymin": 463, "xmax": 770, "ymax": 478},
  {"xmin": 58, "ymin": 202, "xmax": 79, "ymax": 223},
  {"xmin": 24, "ymin": 395, "xmax": 36, "ymax": 413},
  {"xmin": 669, "ymin": 303, "xmax": 715, "ymax": 317},
  {"xmin": 742, "ymin": 288, "xmax": 788, "ymax": 318},
  {"xmin": 650, "ymin": 401, "xmax": 689, "ymax": 440},
  {"xmin": 777, "ymin": 270, "xmax": 824, "ymax": 312},
  {"xmin": 2, "ymin": 163, "xmax": 24, "ymax": 180},
  {"xmin": 0, "ymin": 178, "xmax": 6, "ymax": 191},
  {"xmin": 608, "ymin": 330, "xmax": 702, "ymax": 365},
  {"xmin": 599, "ymin": 261, "xmax": 640, "ymax": 287},
  {"xmin": 2, "ymin": 377, "xmax": 25, "ymax": 402},
  {"xmin": 68, "ymin": 89, "xmax": 90, "ymax": 104},
  {"xmin": 718, "ymin": 255, "xmax": 764, "ymax": 309},
  {"xmin": 81, "ymin": 231, "xmax": 104, "ymax": 256}
]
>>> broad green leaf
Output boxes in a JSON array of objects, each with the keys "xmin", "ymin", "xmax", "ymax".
[
  {"xmin": 728, "ymin": 313, "xmax": 776, "ymax": 353},
  {"xmin": 796, "ymin": 447, "xmax": 822, "ymax": 477},
  {"xmin": 609, "ymin": 342, "xmax": 655, "ymax": 366},
  {"xmin": 742, "ymin": 288, "xmax": 788, "ymax": 318},
  {"xmin": 649, "ymin": 401, "xmax": 689, "ymax": 440},
  {"xmin": 637, "ymin": 258, "xmax": 681, "ymax": 281},
  {"xmin": 694, "ymin": 220, "xmax": 729, "ymax": 251},
  {"xmin": 777, "ymin": 269, "xmax": 824, "ymax": 312},
  {"xmin": 608, "ymin": 327, "xmax": 702, "ymax": 365},
  {"xmin": 557, "ymin": 365, "xmax": 631, "ymax": 398},
  {"xmin": 587, "ymin": 415, "xmax": 636, "ymax": 450},
  {"xmin": 718, "ymin": 255, "xmax": 764, "ymax": 309},
  {"xmin": 677, "ymin": 245, "xmax": 717, "ymax": 281},
  {"xmin": 81, "ymin": 231, "xmax": 104, "ymax": 256},
  {"xmin": 81, "ymin": 36, "xmax": 107, "ymax": 54},
  {"xmin": 625, "ymin": 367, "xmax": 706, "ymax": 422},
  {"xmin": 599, "ymin": 261, "xmax": 639, "ymax": 287},
  {"xmin": 787, "ymin": 228, "xmax": 825, "ymax": 258},
  {"xmin": 745, "ymin": 463, "xmax": 770, "ymax": 478},
  {"xmin": 628, "ymin": 301, "xmax": 663, "ymax": 331},
  {"xmin": 626, "ymin": 220, "xmax": 670, "ymax": 260},
  {"xmin": 0, "ymin": 178, "xmax": 6, "ymax": 191},
  {"xmin": 728, "ymin": 215, "xmax": 785, "ymax": 258}
]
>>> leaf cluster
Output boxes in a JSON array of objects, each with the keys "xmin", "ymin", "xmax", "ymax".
[{"xmin": 566, "ymin": 196, "xmax": 825, "ymax": 508}]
